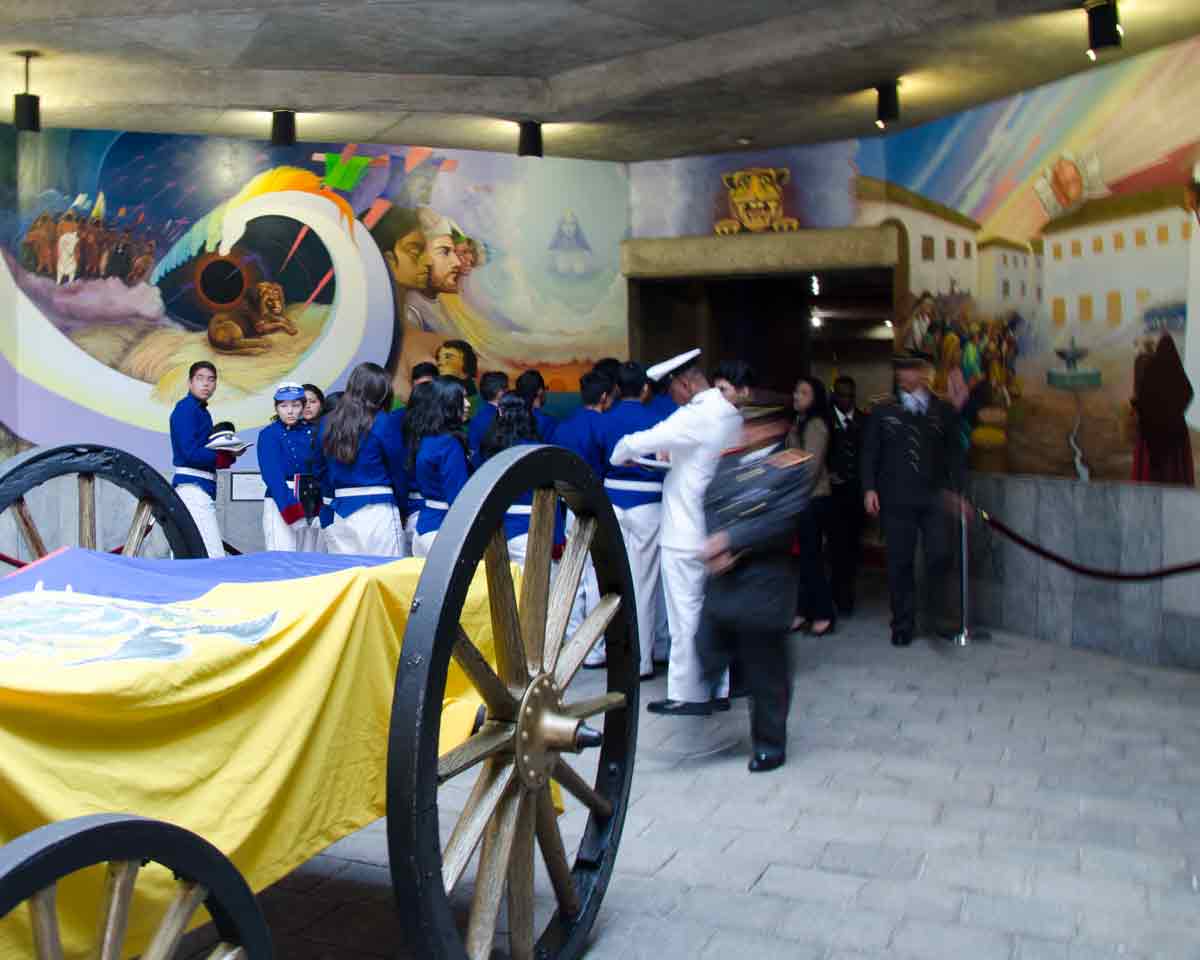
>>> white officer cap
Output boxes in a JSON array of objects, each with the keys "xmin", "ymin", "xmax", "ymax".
[{"xmin": 646, "ymin": 348, "xmax": 701, "ymax": 383}]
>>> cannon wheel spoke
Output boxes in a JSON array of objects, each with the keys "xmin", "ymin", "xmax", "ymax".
[
  {"xmin": 78, "ymin": 473, "xmax": 96, "ymax": 550},
  {"xmin": 96, "ymin": 859, "xmax": 139, "ymax": 960}
]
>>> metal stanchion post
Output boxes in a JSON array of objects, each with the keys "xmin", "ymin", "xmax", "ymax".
[{"xmin": 952, "ymin": 504, "xmax": 988, "ymax": 647}]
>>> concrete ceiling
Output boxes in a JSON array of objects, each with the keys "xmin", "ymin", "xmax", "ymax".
[{"xmin": 2, "ymin": 0, "xmax": 1198, "ymax": 161}]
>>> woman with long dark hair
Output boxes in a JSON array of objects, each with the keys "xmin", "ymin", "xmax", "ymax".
[
  {"xmin": 409, "ymin": 376, "xmax": 471, "ymax": 558},
  {"xmin": 399, "ymin": 378, "xmax": 434, "ymax": 552},
  {"xmin": 301, "ymin": 383, "xmax": 326, "ymax": 423},
  {"xmin": 314, "ymin": 362, "xmax": 408, "ymax": 556},
  {"xmin": 479, "ymin": 391, "xmax": 542, "ymax": 565},
  {"xmin": 788, "ymin": 375, "xmax": 835, "ymax": 635}
]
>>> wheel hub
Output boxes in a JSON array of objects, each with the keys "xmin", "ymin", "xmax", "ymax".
[{"xmin": 515, "ymin": 673, "xmax": 586, "ymax": 790}]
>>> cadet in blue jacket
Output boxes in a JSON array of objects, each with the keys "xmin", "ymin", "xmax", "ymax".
[
  {"xmin": 553, "ymin": 370, "xmax": 613, "ymax": 477},
  {"xmin": 409, "ymin": 377, "xmax": 472, "ymax": 558},
  {"xmin": 170, "ymin": 361, "xmax": 239, "ymax": 557},
  {"xmin": 315, "ymin": 362, "xmax": 408, "ymax": 556},
  {"xmin": 599, "ymin": 361, "xmax": 675, "ymax": 677},
  {"xmin": 467, "ymin": 370, "xmax": 509, "ymax": 468},
  {"xmin": 259, "ymin": 382, "xmax": 320, "ymax": 552}
]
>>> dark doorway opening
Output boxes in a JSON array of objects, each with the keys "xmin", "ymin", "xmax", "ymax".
[{"xmin": 628, "ymin": 268, "xmax": 896, "ymax": 396}]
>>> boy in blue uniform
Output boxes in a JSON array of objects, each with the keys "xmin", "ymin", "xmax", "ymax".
[
  {"xmin": 468, "ymin": 371, "xmax": 509, "ymax": 468},
  {"xmin": 170, "ymin": 361, "xmax": 238, "ymax": 557},
  {"xmin": 258, "ymin": 382, "xmax": 320, "ymax": 552},
  {"xmin": 600, "ymin": 361, "xmax": 674, "ymax": 677}
]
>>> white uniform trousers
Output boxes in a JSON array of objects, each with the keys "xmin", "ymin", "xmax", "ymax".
[
  {"xmin": 323, "ymin": 503, "xmax": 407, "ymax": 557},
  {"xmin": 262, "ymin": 501, "xmax": 321, "ymax": 552},
  {"xmin": 412, "ymin": 528, "xmax": 437, "ymax": 558},
  {"xmin": 660, "ymin": 545, "xmax": 728, "ymax": 703},
  {"xmin": 176, "ymin": 482, "xmax": 225, "ymax": 558},
  {"xmin": 562, "ymin": 510, "xmax": 603, "ymax": 664},
  {"xmin": 652, "ymin": 574, "xmax": 670, "ymax": 664},
  {"xmin": 614, "ymin": 502, "xmax": 661, "ymax": 676},
  {"xmin": 404, "ymin": 510, "xmax": 421, "ymax": 555}
]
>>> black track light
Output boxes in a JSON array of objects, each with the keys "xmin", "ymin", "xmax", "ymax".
[
  {"xmin": 1085, "ymin": 1, "xmax": 1122, "ymax": 61},
  {"xmin": 517, "ymin": 120, "xmax": 543, "ymax": 158},
  {"xmin": 270, "ymin": 110, "xmax": 296, "ymax": 147},
  {"xmin": 14, "ymin": 51, "xmax": 40, "ymax": 133},
  {"xmin": 875, "ymin": 82, "xmax": 899, "ymax": 131}
]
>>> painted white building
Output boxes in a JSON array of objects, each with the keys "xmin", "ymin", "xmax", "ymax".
[
  {"xmin": 1041, "ymin": 187, "xmax": 1189, "ymax": 353},
  {"xmin": 977, "ymin": 237, "xmax": 1043, "ymax": 323},
  {"xmin": 855, "ymin": 176, "xmax": 980, "ymax": 298}
]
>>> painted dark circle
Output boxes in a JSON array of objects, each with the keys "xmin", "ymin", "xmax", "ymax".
[{"xmin": 199, "ymin": 258, "xmax": 247, "ymax": 306}]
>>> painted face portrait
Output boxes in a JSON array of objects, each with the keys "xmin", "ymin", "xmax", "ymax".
[
  {"xmin": 436, "ymin": 345, "xmax": 466, "ymax": 379},
  {"xmin": 387, "ymin": 229, "xmax": 429, "ymax": 290},
  {"xmin": 428, "ymin": 234, "xmax": 463, "ymax": 294},
  {"xmin": 1050, "ymin": 158, "xmax": 1084, "ymax": 211},
  {"xmin": 454, "ymin": 240, "xmax": 477, "ymax": 278}
]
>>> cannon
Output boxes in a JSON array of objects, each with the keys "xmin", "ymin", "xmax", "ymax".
[{"xmin": 0, "ymin": 443, "xmax": 639, "ymax": 960}]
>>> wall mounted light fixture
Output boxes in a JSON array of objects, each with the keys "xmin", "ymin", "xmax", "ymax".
[
  {"xmin": 14, "ymin": 51, "xmax": 41, "ymax": 133},
  {"xmin": 876, "ymin": 82, "xmax": 899, "ymax": 130},
  {"xmin": 1085, "ymin": 1, "xmax": 1122, "ymax": 61},
  {"xmin": 518, "ymin": 121, "xmax": 543, "ymax": 158},
  {"xmin": 270, "ymin": 110, "xmax": 296, "ymax": 147}
]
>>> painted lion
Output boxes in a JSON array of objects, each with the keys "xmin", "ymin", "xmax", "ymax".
[
  {"xmin": 207, "ymin": 281, "xmax": 297, "ymax": 355},
  {"xmin": 714, "ymin": 167, "xmax": 800, "ymax": 235}
]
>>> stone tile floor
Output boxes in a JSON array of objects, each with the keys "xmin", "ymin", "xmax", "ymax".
[{"xmin": 185, "ymin": 574, "xmax": 1200, "ymax": 959}]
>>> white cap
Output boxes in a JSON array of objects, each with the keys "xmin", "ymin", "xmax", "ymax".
[{"xmin": 646, "ymin": 348, "xmax": 701, "ymax": 383}]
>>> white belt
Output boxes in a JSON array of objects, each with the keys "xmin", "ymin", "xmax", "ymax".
[
  {"xmin": 505, "ymin": 504, "xmax": 533, "ymax": 516},
  {"xmin": 408, "ymin": 492, "xmax": 424, "ymax": 502},
  {"xmin": 335, "ymin": 485, "xmax": 392, "ymax": 497},
  {"xmin": 175, "ymin": 467, "xmax": 216, "ymax": 481},
  {"xmin": 604, "ymin": 478, "xmax": 663, "ymax": 492},
  {"xmin": 322, "ymin": 497, "xmax": 332, "ymax": 505},
  {"xmin": 423, "ymin": 499, "xmax": 450, "ymax": 510}
]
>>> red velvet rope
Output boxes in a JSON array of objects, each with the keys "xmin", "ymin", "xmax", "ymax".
[{"xmin": 978, "ymin": 508, "xmax": 1200, "ymax": 582}]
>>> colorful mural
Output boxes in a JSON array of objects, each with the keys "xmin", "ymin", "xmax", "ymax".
[
  {"xmin": 632, "ymin": 34, "xmax": 1200, "ymax": 485},
  {"xmin": 1, "ymin": 135, "xmax": 629, "ymax": 469}
]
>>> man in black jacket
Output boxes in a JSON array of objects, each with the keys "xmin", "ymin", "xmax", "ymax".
[
  {"xmin": 828, "ymin": 375, "xmax": 866, "ymax": 615},
  {"xmin": 862, "ymin": 352, "xmax": 965, "ymax": 647},
  {"xmin": 697, "ymin": 409, "xmax": 815, "ymax": 772}
]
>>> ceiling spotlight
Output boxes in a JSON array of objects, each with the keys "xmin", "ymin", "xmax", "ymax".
[
  {"xmin": 876, "ymin": 82, "xmax": 899, "ymax": 131},
  {"xmin": 810, "ymin": 311, "xmax": 823, "ymax": 329},
  {"xmin": 1085, "ymin": 1, "xmax": 1122, "ymax": 61},
  {"xmin": 270, "ymin": 110, "xmax": 296, "ymax": 147},
  {"xmin": 518, "ymin": 120, "xmax": 543, "ymax": 158},
  {"xmin": 736, "ymin": 136, "xmax": 753, "ymax": 147},
  {"xmin": 885, "ymin": 319, "xmax": 894, "ymax": 329},
  {"xmin": 13, "ymin": 51, "xmax": 41, "ymax": 133},
  {"xmin": 810, "ymin": 274, "xmax": 821, "ymax": 296}
]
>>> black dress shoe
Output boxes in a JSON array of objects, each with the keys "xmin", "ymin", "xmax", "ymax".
[
  {"xmin": 647, "ymin": 698, "xmax": 713, "ymax": 716},
  {"xmin": 712, "ymin": 697, "xmax": 732, "ymax": 712},
  {"xmin": 891, "ymin": 631, "xmax": 913, "ymax": 647},
  {"xmin": 748, "ymin": 751, "xmax": 785, "ymax": 773}
]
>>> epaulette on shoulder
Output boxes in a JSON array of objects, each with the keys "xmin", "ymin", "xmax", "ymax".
[{"xmin": 767, "ymin": 449, "xmax": 812, "ymax": 469}]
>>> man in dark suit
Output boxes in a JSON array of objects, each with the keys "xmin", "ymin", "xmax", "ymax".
[
  {"xmin": 828, "ymin": 375, "xmax": 866, "ymax": 615},
  {"xmin": 697, "ymin": 409, "xmax": 815, "ymax": 772},
  {"xmin": 862, "ymin": 352, "xmax": 965, "ymax": 647}
]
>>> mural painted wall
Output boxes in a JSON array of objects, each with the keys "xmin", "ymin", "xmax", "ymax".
[
  {"xmin": 1, "ymin": 135, "xmax": 629, "ymax": 470},
  {"xmin": 632, "ymin": 34, "xmax": 1200, "ymax": 485}
]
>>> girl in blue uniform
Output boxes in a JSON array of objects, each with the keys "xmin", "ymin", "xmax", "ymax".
[
  {"xmin": 315, "ymin": 363, "xmax": 409, "ymax": 557},
  {"xmin": 480, "ymin": 392, "xmax": 541, "ymax": 565},
  {"xmin": 408, "ymin": 377, "xmax": 471, "ymax": 558},
  {"xmin": 399, "ymin": 379, "xmax": 434, "ymax": 553},
  {"xmin": 258, "ymin": 382, "xmax": 320, "ymax": 552}
]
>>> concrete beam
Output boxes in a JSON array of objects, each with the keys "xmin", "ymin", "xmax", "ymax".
[{"xmin": 620, "ymin": 226, "xmax": 901, "ymax": 279}]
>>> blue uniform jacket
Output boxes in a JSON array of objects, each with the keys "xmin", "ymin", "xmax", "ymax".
[
  {"xmin": 258, "ymin": 419, "xmax": 316, "ymax": 521},
  {"xmin": 553, "ymin": 407, "xmax": 608, "ymax": 480},
  {"xmin": 414, "ymin": 434, "xmax": 471, "ymax": 535},
  {"xmin": 170, "ymin": 393, "xmax": 218, "ymax": 499},
  {"xmin": 314, "ymin": 412, "xmax": 407, "ymax": 518},
  {"xmin": 600, "ymin": 399, "xmax": 671, "ymax": 509},
  {"xmin": 467, "ymin": 402, "xmax": 499, "ymax": 468},
  {"xmin": 534, "ymin": 409, "xmax": 558, "ymax": 443},
  {"xmin": 647, "ymin": 392, "xmax": 679, "ymax": 420}
]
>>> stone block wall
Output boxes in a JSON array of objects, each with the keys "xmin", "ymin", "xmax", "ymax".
[{"xmin": 967, "ymin": 473, "xmax": 1200, "ymax": 670}]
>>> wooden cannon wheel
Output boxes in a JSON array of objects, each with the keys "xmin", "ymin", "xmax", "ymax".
[
  {"xmin": 388, "ymin": 444, "xmax": 640, "ymax": 960},
  {"xmin": 0, "ymin": 813, "xmax": 272, "ymax": 959},
  {"xmin": 0, "ymin": 444, "xmax": 208, "ymax": 564}
]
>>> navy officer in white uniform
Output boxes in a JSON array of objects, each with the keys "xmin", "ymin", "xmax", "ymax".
[{"xmin": 610, "ymin": 348, "xmax": 742, "ymax": 715}]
